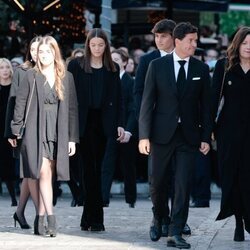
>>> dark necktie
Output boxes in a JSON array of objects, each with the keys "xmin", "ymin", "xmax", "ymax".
[{"xmin": 177, "ymin": 60, "xmax": 186, "ymax": 95}]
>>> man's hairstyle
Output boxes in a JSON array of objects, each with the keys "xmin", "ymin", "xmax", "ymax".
[
  {"xmin": 173, "ymin": 22, "xmax": 198, "ymax": 41},
  {"xmin": 151, "ymin": 19, "xmax": 176, "ymax": 34}
]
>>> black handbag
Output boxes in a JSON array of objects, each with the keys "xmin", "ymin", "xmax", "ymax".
[{"xmin": 17, "ymin": 79, "xmax": 36, "ymax": 139}]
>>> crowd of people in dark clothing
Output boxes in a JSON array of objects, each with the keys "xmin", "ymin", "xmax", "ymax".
[{"xmin": 0, "ymin": 18, "xmax": 249, "ymax": 249}]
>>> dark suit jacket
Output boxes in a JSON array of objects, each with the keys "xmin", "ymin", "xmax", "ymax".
[
  {"xmin": 68, "ymin": 57, "xmax": 123, "ymax": 137},
  {"xmin": 139, "ymin": 54, "xmax": 213, "ymax": 146},
  {"xmin": 134, "ymin": 50, "xmax": 161, "ymax": 119},
  {"xmin": 121, "ymin": 72, "xmax": 137, "ymax": 137}
]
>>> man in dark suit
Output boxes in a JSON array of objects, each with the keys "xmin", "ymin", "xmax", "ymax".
[
  {"xmin": 139, "ymin": 22, "xmax": 213, "ymax": 249},
  {"xmin": 111, "ymin": 49, "xmax": 138, "ymax": 207},
  {"xmin": 135, "ymin": 18, "xmax": 191, "ymax": 240}
]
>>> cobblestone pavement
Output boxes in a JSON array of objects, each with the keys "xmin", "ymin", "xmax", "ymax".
[{"xmin": 0, "ymin": 195, "xmax": 250, "ymax": 250}]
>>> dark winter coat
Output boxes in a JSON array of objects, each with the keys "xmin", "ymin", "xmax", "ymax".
[{"xmin": 213, "ymin": 58, "xmax": 250, "ymax": 226}]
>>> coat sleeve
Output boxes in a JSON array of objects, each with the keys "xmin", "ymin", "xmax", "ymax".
[
  {"xmin": 134, "ymin": 55, "xmax": 147, "ymax": 120},
  {"xmin": 4, "ymin": 69, "xmax": 21, "ymax": 138},
  {"xmin": 125, "ymin": 76, "xmax": 137, "ymax": 136},
  {"xmin": 200, "ymin": 63, "xmax": 214, "ymax": 143},
  {"xmin": 138, "ymin": 61, "xmax": 156, "ymax": 140},
  {"xmin": 67, "ymin": 72, "xmax": 79, "ymax": 143},
  {"xmin": 11, "ymin": 72, "xmax": 30, "ymax": 136}
]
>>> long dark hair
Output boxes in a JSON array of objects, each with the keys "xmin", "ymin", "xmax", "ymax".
[
  {"xmin": 21, "ymin": 36, "xmax": 42, "ymax": 70},
  {"xmin": 227, "ymin": 26, "xmax": 250, "ymax": 71},
  {"xmin": 80, "ymin": 28, "xmax": 116, "ymax": 73}
]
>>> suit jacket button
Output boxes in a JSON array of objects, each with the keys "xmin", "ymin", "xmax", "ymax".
[{"xmin": 109, "ymin": 102, "xmax": 113, "ymax": 106}]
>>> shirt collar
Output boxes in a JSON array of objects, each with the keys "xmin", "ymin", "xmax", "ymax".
[
  {"xmin": 159, "ymin": 49, "xmax": 174, "ymax": 57},
  {"xmin": 173, "ymin": 50, "xmax": 190, "ymax": 63},
  {"xmin": 120, "ymin": 70, "xmax": 125, "ymax": 79}
]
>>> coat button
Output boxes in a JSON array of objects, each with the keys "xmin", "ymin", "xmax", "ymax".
[
  {"xmin": 228, "ymin": 80, "xmax": 232, "ymax": 85},
  {"xmin": 109, "ymin": 102, "xmax": 113, "ymax": 106}
]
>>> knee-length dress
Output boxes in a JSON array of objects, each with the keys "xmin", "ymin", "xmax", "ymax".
[{"xmin": 43, "ymin": 81, "xmax": 58, "ymax": 161}]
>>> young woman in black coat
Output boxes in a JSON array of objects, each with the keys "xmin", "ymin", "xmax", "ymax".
[
  {"xmin": 6, "ymin": 36, "xmax": 42, "ymax": 230},
  {"xmin": 68, "ymin": 28, "xmax": 124, "ymax": 231},
  {"xmin": 213, "ymin": 27, "xmax": 250, "ymax": 242}
]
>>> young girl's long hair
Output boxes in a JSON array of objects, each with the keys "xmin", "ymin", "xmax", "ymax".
[
  {"xmin": 36, "ymin": 35, "xmax": 65, "ymax": 100},
  {"xmin": 80, "ymin": 28, "xmax": 116, "ymax": 73}
]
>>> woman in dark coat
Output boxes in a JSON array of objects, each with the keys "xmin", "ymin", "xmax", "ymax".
[
  {"xmin": 213, "ymin": 27, "xmax": 250, "ymax": 242},
  {"xmin": 0, "ymin": 58, "xmax": 17, "ymax": 206},
  {"xmin": 9, "ymin": 36, "xmax": 79, "ymax": 237},
  {"xmin": 5, "ymin": 36, "xmax": 42, "ymax": 229},
  {"xmin": 68, "ymin": 28, "xmax": 124, "ymax": 231}
]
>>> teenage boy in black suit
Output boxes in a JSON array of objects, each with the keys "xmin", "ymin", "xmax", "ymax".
[{"xmin": 139, "ymin": 22, "xmax": 213, "ymax": 249}]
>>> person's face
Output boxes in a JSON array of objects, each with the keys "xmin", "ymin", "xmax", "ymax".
[
  {"xmin": 111, "ymin": 52, "xmax": 126, "ymax": 71},
  {"xmin": 175, "ymin": 33, "xmax": 198, "ymax": 58},
  {"xmin": 205, "ymin": 49, "xmax": 218, "ymax": 62},
  {"xmin": 125, "ymin": 58, "xmax": 135, "ymax": 73},
  {"xmin": 30, "ymin": 41, "xmax": 39, "ymax": 63},
  {"xmin": 89, "ymin": 37, "xmax": 106, "ymax": 59},
  {"xmin": 239, "ymin": 34, "xmax": 250, "ymax": 61},
  {"xmin": 0, "ymin": 61, "xmax": 11, "ymax": 80},
  {"xmin": 38, "ymin": 44, "xmax": 55, "ymax": 67},
  {"xmin": 154, "ymin": 33, "xmax": 174, "ymax": 52}
]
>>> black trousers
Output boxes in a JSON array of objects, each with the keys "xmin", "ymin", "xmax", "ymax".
[
  {"xmin": 150, "ymin": 126, "xmax": 197, "ymax": 236},
  {"xmin": 118, "ymin": 138, "xmax": 137, "ymax": 204},
  {"xmin": 191, "ymin": 151, "xmax": 211, "ymax": 204},
  {"xmin": 80, "ymin": 110, "xmax": 107, "ymax": 227},
  {"xmin": 101, "ymin": 137, "xmax": 117, "ymax": 205}
]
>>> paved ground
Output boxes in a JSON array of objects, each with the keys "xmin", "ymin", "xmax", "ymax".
[{"xmin": 0, "ymin": 194, "xmax": 250, "ymax": 250}]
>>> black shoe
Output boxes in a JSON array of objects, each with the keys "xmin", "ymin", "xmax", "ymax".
[
  {"xmin": 128, "ymin": 203, "xmax": 135, "ymax": 208},
  {"xmin": 234, "ymin": 226, "xmax": 244, "ymax": 241},
  {"xmin": 161, "ymin": 219, "xmax": 169, "ymax": 237},
  {"xmin": 13, "ymin": 213, "xmax": 31, "ymax": 229},
  {"xmin": 11, "ymin": 199, "xmax": 18, "ymax": 207},
  {"xmin": 167, "ymin": 235, "xmax": 191, "ymax": 249},
  {"xmin": 182, "ymin": 223, "xmax": 191, "ymax": 235},
  {"xmin": 89, "ymin": 224, "xmax": 105, "ymax": 231},
  {"xmin": 149, "ymin": 218, "xmax": 162, "ymax": 241},
  {"xmin": 190, "ymin": 201, "xmax": 209, "ymax": 208},
  {"xmin": 71, "ymin": 198, "xmax": 78, "ymax": 207}
]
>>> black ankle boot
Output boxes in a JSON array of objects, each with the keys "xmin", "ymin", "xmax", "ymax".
[
  {"xmin": 234, "ymin": 226, "xmax": 245, "ymax": 241},
  {"xmin": 46, "ymin": 215, "xmax": 56, "ymax": 237},
  {"xmin": 34, "ymin": 215, "xmax": 45, "ymax": 235}
]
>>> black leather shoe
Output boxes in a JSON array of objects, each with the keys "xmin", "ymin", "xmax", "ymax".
[
  {"xmin": 167, "ymin": 235, "xmax": 191, "ymax": 249},
  {"xmin": 234, "ymin": 226, "xmax": 245, "ymax": 241},
  {"xmin": 182, "ymin": 223, "xmax": 191, "ymax": 235},
  {"xmin": 161, "ymin": 218, "xmax": 169, "ymax": 237},
  {"xmin": 149, "ymin": 218, "xmax": 162, "ymax": 241},
  {"xmin": 190, "ymin": 201, "xmax": 209, "ymax": 208}
]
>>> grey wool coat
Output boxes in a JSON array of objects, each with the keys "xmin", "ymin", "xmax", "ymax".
[{"xmin": 11, "ymin": 68, "xmax": 79, "ymax": 180}]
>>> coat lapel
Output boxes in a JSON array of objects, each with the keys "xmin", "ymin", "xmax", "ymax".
[{"xmin": 166, "ymin": 55, "xmax": 177, "ymax": 95}]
